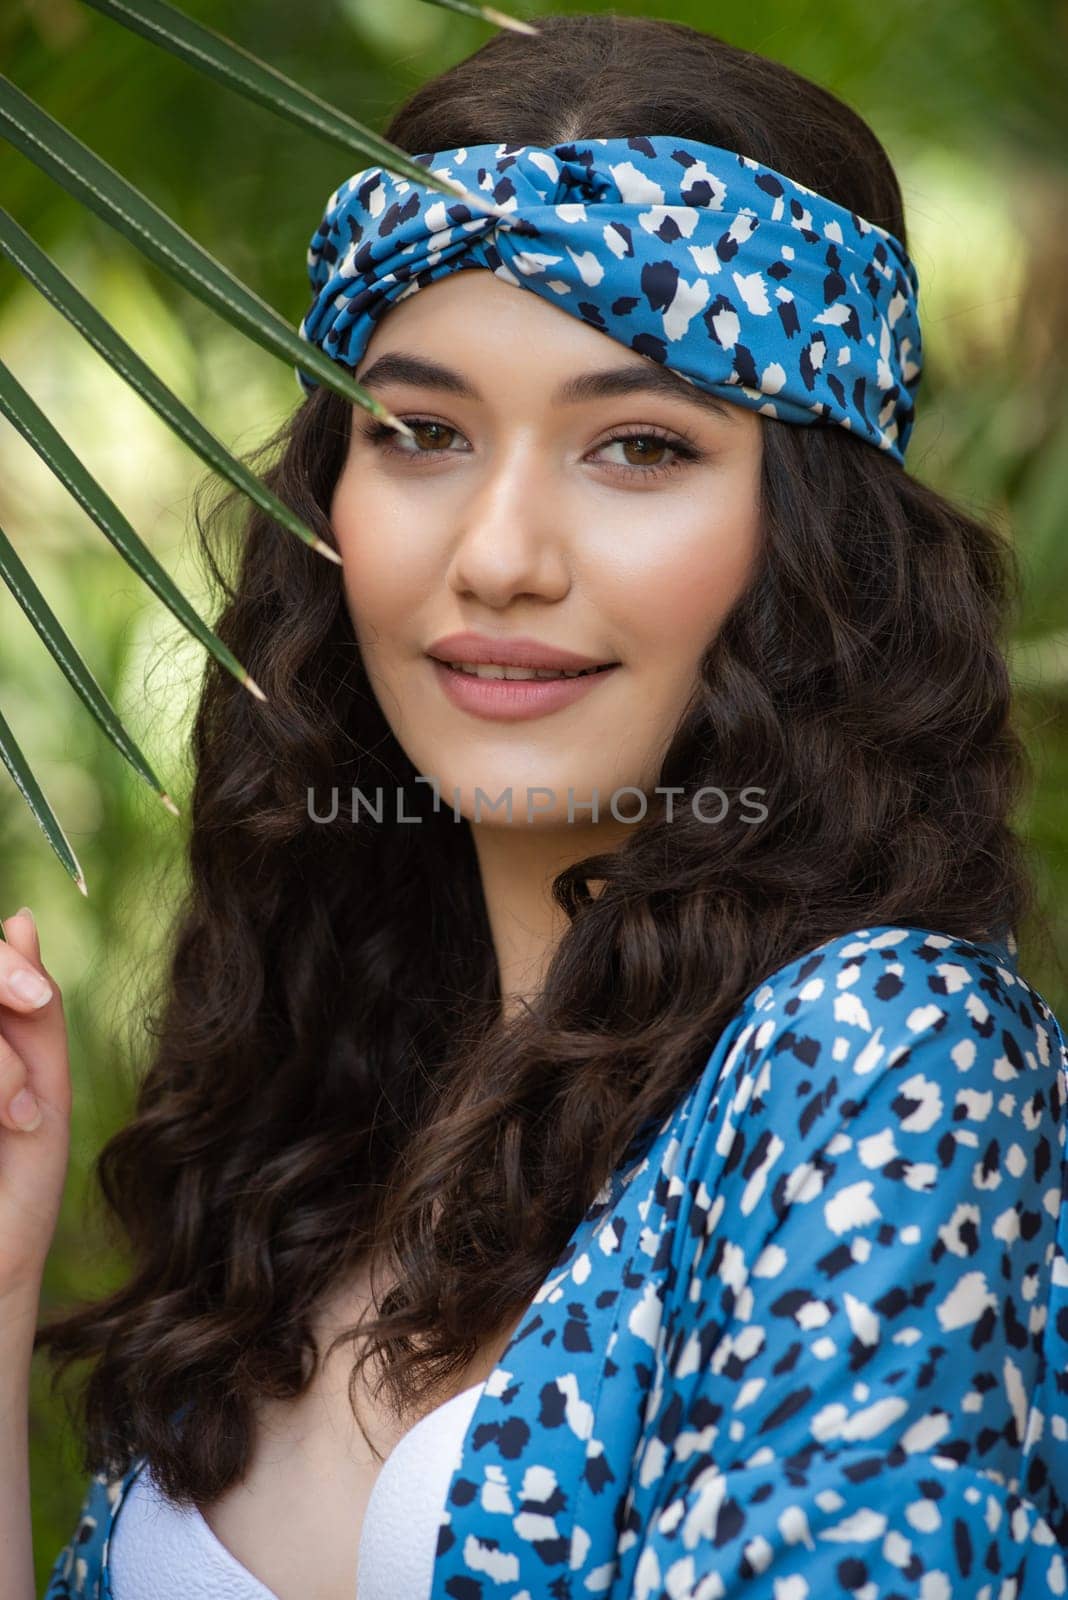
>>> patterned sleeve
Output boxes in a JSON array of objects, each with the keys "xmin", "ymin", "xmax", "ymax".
[{"xmin": 624, "ymin": 931, "xmax": 1068, "ymax": 1599}]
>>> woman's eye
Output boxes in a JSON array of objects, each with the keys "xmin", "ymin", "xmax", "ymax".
[
  {"xmin": 595, "ymin": 432, "xmax": 699, "ymax": 476},
  {"xmin": 386, "ymin": 418, "xmax": 464, "ymax": 454},
  {"xmin": 359, "ymin": 417, "xmax": 701, "ymax": 479},
  {"xmin": 355, "ymin": 415, "xmax": 467, "ymax": 458}
]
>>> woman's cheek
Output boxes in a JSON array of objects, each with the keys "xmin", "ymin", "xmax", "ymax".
[
  {"xmin": 334, "ymin": 489, "xmax": 437, "ymax": 634},
  {"xmin": 602, "ymin": 534, "xmax": 755, "ymax": 662}
]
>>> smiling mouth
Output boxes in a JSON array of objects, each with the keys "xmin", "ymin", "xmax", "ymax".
[{"xmin": 439, "ymin": 661, "xmax": 618, "ymax": 681}]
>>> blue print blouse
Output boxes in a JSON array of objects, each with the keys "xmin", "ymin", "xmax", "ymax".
[{"xmin": 43, "ymin": 923, "xmax": 1068, "ymax": 1598}]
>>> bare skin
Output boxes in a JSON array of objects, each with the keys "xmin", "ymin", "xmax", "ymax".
[
  {"xmin": 331, "ymin": 269, "xmax": 763, "ymax": 1017},
  {"xmin": 0, "ymin": 908, "xmax": 72, "ymax": 1600},
  {"xmin": 199, "ymin": 1265, "xmax": 525, "ymax": 1600},
  {"xmin": 0, "ymin": 270, "xmax": 763, "ymax": 1600}
]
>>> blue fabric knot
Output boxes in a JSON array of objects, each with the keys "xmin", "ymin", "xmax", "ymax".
[{"xmin": 298, "ymin": 134, "xmax": 924, "ymax": 463}]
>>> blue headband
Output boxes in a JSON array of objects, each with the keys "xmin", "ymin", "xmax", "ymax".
[{"xmin": 297, "ymin": 134, "xmax": 923, "ymax": 463}]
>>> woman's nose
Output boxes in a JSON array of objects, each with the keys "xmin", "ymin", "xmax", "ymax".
[{"xmin": 445, "ymin": 442, "xmax": 572, "ymax": 607}]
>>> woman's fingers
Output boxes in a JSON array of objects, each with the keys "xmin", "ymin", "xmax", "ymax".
[
  {"xmin": 0, "ymin": 908, "xmax": 73, "ymax": 1294},
  {"xmin": 0, "ymin": 912, "xmax": 49, "ymax": 1131},
  {"xmin": 0, "ymin": 909, "xmax": 70, "ymax": 1117},
  {"xmin": 0, "ymin": 912, "xmax": 54, "ymax": 1013},
  {"xmin": 0, "ymin": 1028, "xmax": 41, "ymax": 1133}
]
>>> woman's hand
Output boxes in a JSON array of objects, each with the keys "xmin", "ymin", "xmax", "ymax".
[{"xmin": 0, "ymin": 908, "xmax": 72, "ymax": 1300}]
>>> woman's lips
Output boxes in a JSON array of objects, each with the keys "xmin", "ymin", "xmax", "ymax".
[{"xmin": 429, "ymin": 658, "xmax": 621, "ymax": 722}]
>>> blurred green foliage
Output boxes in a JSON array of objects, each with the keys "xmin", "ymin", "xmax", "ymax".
[{"xmin": 0, "ymin": 0, "xmax": 1065, "ymax": 1584}]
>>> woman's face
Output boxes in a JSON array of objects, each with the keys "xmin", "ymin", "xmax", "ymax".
[{"xmin": 329, "ymin": 270, "xmax": 763, "ymax": 829}]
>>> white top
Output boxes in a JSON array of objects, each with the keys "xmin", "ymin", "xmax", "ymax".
[
  {"xmin": 356, "ymin": 1378, "xmax": 485, "ymax": 1600},
  {"xmin": 107, "ymin": 1379, "xmax": 487, "ymax": 1599}
]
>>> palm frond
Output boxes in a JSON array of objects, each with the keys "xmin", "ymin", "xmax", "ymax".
[
  {"xmin": 423, "ymin": 0, "xmax": 540, "ymax": 32},
  {"xmin": 0, "ymin": 0, "xmax": 535, "ymax": 899},
  {"xmin": 0, "ymin": 522, "xmax": 179, "ymax": 815},
  {"xmin": 0, "ymin": 698, "xmax": 86, "ymax": 898},
  {"xmin": 0, "ymin": 74, "xmax": 413, "ymax": 433},
  {"xmin": 0, "ymin": 358, "xmax": 265, "ymax": 703},
  {"xmin": 80, "ymin": 0, "xmax": 524, "ymax": 208},
  {"xmin": 0, "ymin": 207, "xmax": 340, "ymax": 568}
]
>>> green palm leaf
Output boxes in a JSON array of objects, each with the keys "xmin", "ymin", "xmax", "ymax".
[
  {"xmin": 81, "ymin": 0, "xmax": 536, "ymax": 182},
  {"xmin": 0, "ymin": 0, "xmax": 533, "ymax": 902},
  {"xmin": 0, "ymin": 522, "xmax": 178, "ymax": 817},
  {"xmin": 0, "ymin": 207, "xmax": 340, "ymax": 569},
  {"xmin": 0, "ymin": 74, "xmax": 413, "ymax": 431},
  {"xmin": 424, "ymin": 0, "xmax": 540, "ymax": 30},
  {"xmin": 0, "ymin": 358, "xmax": 265, "ymax": 703},
  {"xmin": 0, "ymin": 699, "xmax": 86, "ymax": 903}
]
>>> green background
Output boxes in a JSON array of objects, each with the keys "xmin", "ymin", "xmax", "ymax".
[{"xmin": 0, "ymin": 1, "xmax": 1065, "ymax": 1583}]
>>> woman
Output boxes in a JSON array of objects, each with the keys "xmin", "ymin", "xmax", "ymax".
[{"xmin": 1, "ymin": 11, "xmax": 1064, "ymax": 1599}]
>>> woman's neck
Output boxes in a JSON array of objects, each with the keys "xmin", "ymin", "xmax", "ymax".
[{"xmin": 471, "ymin": 821, "xmax": 631, "ymax": 1018}]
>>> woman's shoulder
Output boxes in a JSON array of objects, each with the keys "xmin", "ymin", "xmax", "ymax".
[
  {"xmin": 627, "ymin": 919, "xmax": 1065, "ymax": 1208},
  {"xmin": 664, "ymin": 917, "xmax": 1067, "ymax": 1268},
  {"xmin": 730, "ymin": 920, "xmax": 1065, "ymax": 1077}
]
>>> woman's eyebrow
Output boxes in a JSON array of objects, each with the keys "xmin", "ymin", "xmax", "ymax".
[{"xmin": 354, "ymin": 351, "xmax": 738, "ymax": 422}]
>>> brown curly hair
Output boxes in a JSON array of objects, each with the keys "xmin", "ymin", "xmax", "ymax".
[{"xmin": 36, "ymin": 12, "xmax": 1042, "ymax": 1504}]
